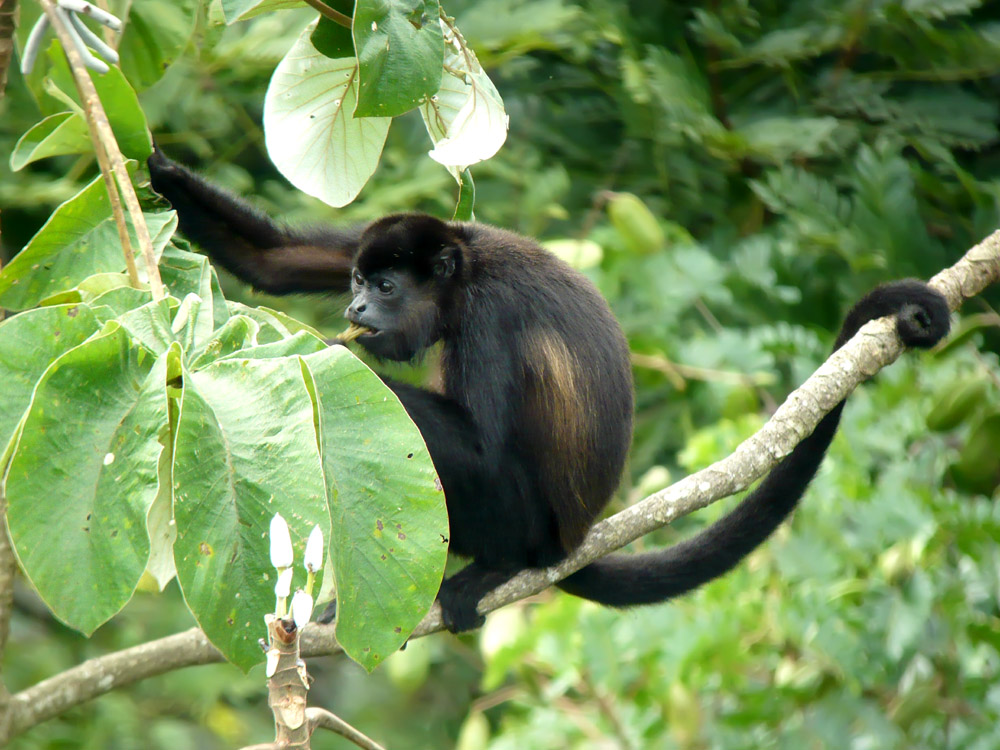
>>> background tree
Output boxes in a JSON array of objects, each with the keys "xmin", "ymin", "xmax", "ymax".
[{"xmin": 1, "ymin": 0, "xmax": 999, "ymax": 748}]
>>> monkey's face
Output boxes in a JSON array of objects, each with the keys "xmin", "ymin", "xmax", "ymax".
[{"xmin": 346, "ymin": 268, "xmax": 442, "ymax": 361}]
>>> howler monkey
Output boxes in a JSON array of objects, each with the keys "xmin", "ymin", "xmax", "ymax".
[{"xmin": 147, "ymin": 150, "xmax": 951, "ymax": 633}]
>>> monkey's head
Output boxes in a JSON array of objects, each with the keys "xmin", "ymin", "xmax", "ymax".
[{"xmin": 346, "ymin": 214, "xmax": 464, "ymax": 361}]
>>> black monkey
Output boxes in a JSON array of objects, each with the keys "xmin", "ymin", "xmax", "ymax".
[{"xmin": 147, "ymin": 150, "xmax": 951, "ymax": 632}]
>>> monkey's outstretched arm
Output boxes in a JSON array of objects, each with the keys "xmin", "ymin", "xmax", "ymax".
[{"xmin": 148, "ymin": 148, "xmax": 360, "ymax": 295}]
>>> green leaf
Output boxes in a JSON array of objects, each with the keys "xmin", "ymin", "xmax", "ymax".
[
  {"xmin": 452, "ymin": 168, "xmax": 475, "ymax": 221},
  {"xmin": 216, "ymin": 330, "xmax": 329, "ymax": 362},
  {"xmin": 90, "ymin": 284, "xmax": 157, "ymax": 317},
  {"xmin": 257, "ymin": 306, "xmax": 328, "ymax": 340},
  {"xmin": 39, "ymin": 272, "xmax": 135, "ymax": 307},
  {"xmin": 949, "ymin": 413, "xmax": 1000, "ymax": 495},
  {"xmin": 353, "ymin": 0, "xmax": 444, "ymax": 117},
  {"xmin": 0, "ymin": 175, "xmax": 176, "ymax": 310},
  {"xmin": 304, "ymin": 347, "xmax": 447, "ymax": 671},
  {"xmin": 264, "ymin": 20, "xmax": 391, "ymax": 208},
  {"xmin": 189, "ymin": 315, "xmax": 260, "ymax": 369},
  {"xmin": 41, "ymin": 62, "xmax": 153, "ymax": 161},
  {"xmin": 145, "ymin": 342, "xmax": 183, "ymax": 591},
  {"xmin": 118, "ymin": 0, "xmax": 199, "ymax": 90},
  {"xmin": 158, "ymin": 244, "xmax": 231, "ymax": 328},
  {"xmin": 227, "ymin": 302, "xmax": 294, "ymax": 344},
  {"xmin": 220, "ymin": 0, "xmax": 303, "ymax": 23},
  {"xmin": 173, "ymin": 356, "xmax": 329, "ymax": 670},
  {"xmin": 606, "ymin": 192, "xmax": 666, "ymax": 255},
  {"xmin": 6, "ymin": 326, "xmax": 165, "ymax": 633},
  {"xmin": 10, "ymin": 113, "xmax": 91, "ymax": 172},
  {"xmin": 736, "ymin": 116, "xmax": 840, "ymax": 161},
  {"xmin": 172, "ymin": 292, "xmax": 215, "ymax": 357},
  {"xmin": 116, "ymin": 298, "xmax": 178, "ymax": 355},
  {"xmin": 0, "ymin": 304, "xmax": 101, "ymax": 456}
]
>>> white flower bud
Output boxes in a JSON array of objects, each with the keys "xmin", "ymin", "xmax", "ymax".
[
  {"xmin": 274, "ymin": 567, "xmax": 293, "ymax": 599},
  {"xmin": 291, "ymin": 590, "xmax": 314, "ymax": 628},
  {"xmin": 269, "ymin": 514, "xmax": 293, "ymax": 570},
  {"xmin": 304, "ymin": 525, "xmax": 324, "ymax": 573}
]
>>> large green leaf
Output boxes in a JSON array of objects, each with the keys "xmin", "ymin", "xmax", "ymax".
[
  {"xmin": 10, "ymin": 113, "xmax": 91, "ymax": 172},
  {"xmin": 263, "ymin": 20, "xmax": 391, "ymax": 207},
  {"xmin": 6, "ymin": 326, "xmax": 165, "ymax": 633},
  {"xmin": 172, "ymin": 356, "xmax": 329, "ymax": 670},
  {"xmin": 0, "ymin": 176, "xmax": 177, "ymax": 311},
  {"xmin": 353, "ymin": 0, "xmax": 444, "ymax": 117},
  {"xmin": 118, "ymin": 0, "xmax": 199, "ymax": 91},
  {"xmin": 304, "ymin": 346, "xmax": 447, "ymax": 671},
  {"xmin": 0, "ymin": 304, "xmax": 101, "ymax": 456}
]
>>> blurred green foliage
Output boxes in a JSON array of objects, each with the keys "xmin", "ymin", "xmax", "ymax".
[{"xmin": 2, "ymin": 0, "xmax": 1000, "ymax": 748}]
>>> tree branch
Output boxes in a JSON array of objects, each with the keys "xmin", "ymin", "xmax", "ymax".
[
  {"xmin": 307, "ymin": 707, "xmax": 388, "ymax": 750},
  {"xmin": 4, "ymin": 628, "xmax": 222, "ymax": 740},
  {"xmin": 4, "ymin": 231, "xmax": 999, "ymax": 741}
]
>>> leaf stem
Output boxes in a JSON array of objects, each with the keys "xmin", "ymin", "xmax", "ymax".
[{"xmin": 301, "ymin": 0, "xmax": 352, "ymax": 28}]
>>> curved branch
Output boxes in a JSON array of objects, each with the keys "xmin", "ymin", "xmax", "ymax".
[
  {"xmin": 5, "ymin": 628, "xmax": 222, "ymax": 739},
  {"xmin": 5, "ymin": 231, "xmax": 1000, "ymax": 741},
  {"xmin": 307, "ymin": 707, "xmax": 388, "ymax": 750}
]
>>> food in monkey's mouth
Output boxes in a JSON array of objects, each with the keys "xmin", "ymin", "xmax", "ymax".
[{"xmin": 339, "ymin": 323, "xmax": 375, "ymax": 343}]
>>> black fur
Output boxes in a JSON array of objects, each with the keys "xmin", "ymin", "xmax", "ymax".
[{"xmin": 147, "ymin": 152, "xmax": 952, "ymax": 632}]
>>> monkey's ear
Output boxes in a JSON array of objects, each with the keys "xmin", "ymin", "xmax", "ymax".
[{"xmin": 433, "ymin": 247, "xmax": 458, "ymax": 279}]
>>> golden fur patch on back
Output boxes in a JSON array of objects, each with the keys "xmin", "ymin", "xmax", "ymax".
[{"xmin": 521, "ymin": 328, "xmax": 591, "ymax": 550}]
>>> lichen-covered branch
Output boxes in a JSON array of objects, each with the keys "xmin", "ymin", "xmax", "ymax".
[
  {"xmin": 3, "ymin": 231, "xmax": 999, "ymax": 741},
  {"xmin": 2, "ymin": 628, "xmax": 222, "ymax": 741}
]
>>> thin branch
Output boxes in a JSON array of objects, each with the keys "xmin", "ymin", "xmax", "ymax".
[
  {"xmin": 307, "ymin": 707, "xmax": 388, "ymax": 750},
  {"xmin": 631, "ymin": 351, "xmax": 777, "ymax": 389},
  {"xmin": 37, "ymin": 0, "xmax": 165, "ymax": 301},
  {"xmin": 301, "ymin": 0, "xmax": 351, "ymax": 28},
  {"xmin": 3, "ymin": 232, "xmax": 999, "ymax": 741}
]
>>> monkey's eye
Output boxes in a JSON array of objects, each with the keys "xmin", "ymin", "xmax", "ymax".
[
  {"xmin": 352, "ymin": 271, "xmax": 364, "ymax": 286},
  {"xmin": 376, "ymin": 279, "xmax": 395, "ymax": 295}
]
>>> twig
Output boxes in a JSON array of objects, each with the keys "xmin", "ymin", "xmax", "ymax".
[
  {"xmin": 37, "ymin": 0, "xmax": 165, "ymax": 301},
  {"xmin": 307, "ymin": 707, "xmax": 388, "ymax": 750},
  {"xmin": 2, "ymin": 232, "xmax": 999, "ymax": 742},
  {"xmin": 631, "ymin": 351, "xmax": 777, "ymax": 389},
  {"xmin": 301, "ymin": 0, "xmax": 351, "ymax": 28}
]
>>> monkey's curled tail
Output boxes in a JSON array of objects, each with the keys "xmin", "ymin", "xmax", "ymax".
[{"xmin": 558, "ymin": 280, "xmax": 950, "ymax": 608}]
